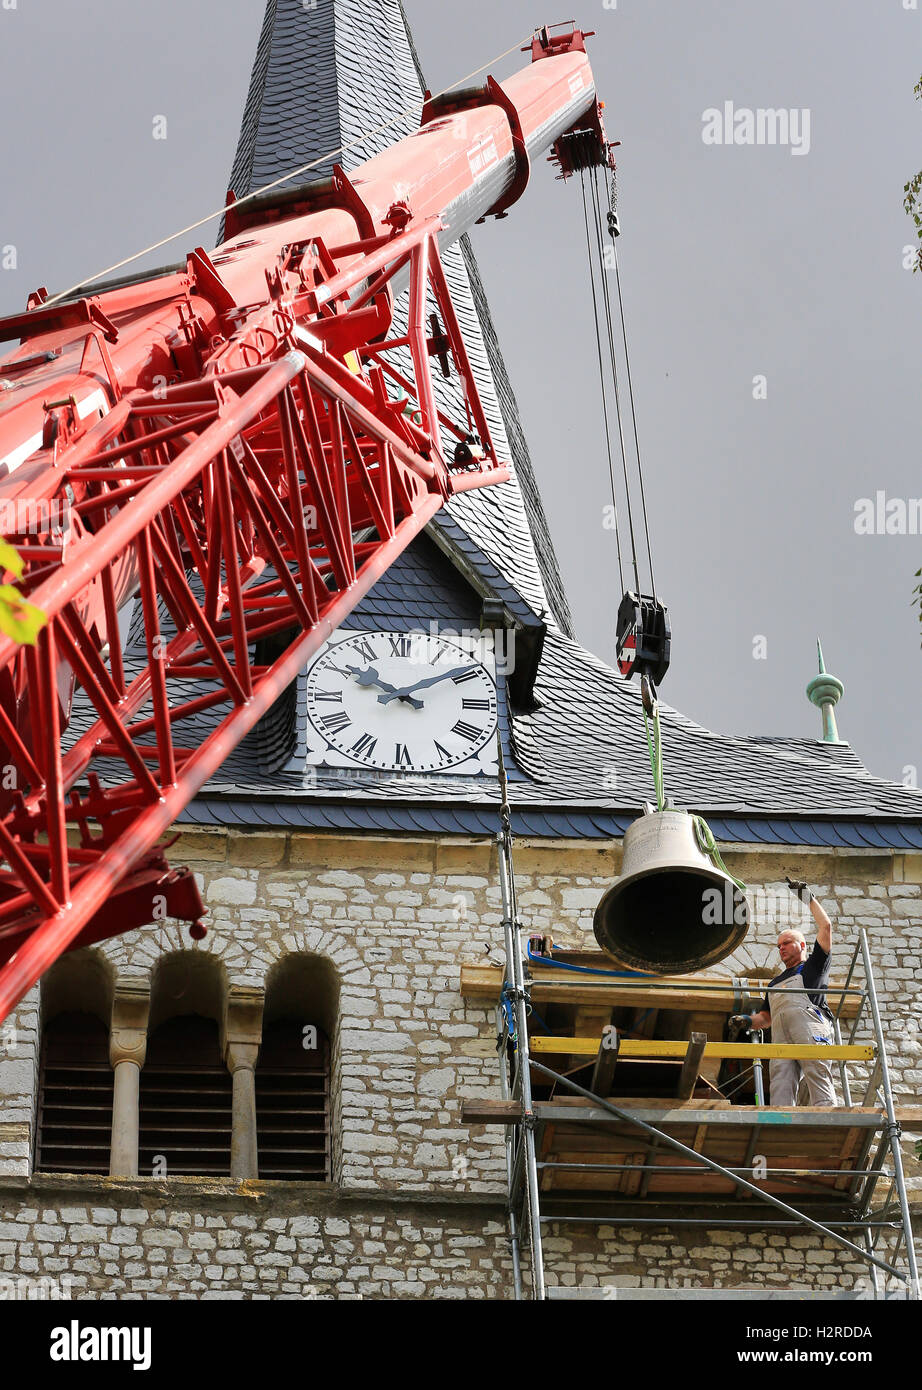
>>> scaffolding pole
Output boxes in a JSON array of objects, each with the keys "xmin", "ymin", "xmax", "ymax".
[
  {"xmin": 858, "ymin": 927, "xmax": 920, "ymax": 1299},
  {"xmin": 495, "ymin": 748, "xmax": 545, "ymax": 1299}
]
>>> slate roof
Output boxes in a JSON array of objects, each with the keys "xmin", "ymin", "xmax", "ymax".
[
  {"xmin": 156, "ymin": 0, "xmax": 922, "ymax": 846},
  {"xmin": 179, "ymin": 798, "xmax": 922, "ymax": 852}
]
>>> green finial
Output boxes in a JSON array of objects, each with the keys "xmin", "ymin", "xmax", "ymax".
[{"xmin": 806, "ymin": 637, "xmax": 844, "ymax": 743}]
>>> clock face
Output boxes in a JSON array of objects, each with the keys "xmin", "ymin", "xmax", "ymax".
[{"xmin": 304, "ymin": 630, "xmax": 498, "ymax": 773}]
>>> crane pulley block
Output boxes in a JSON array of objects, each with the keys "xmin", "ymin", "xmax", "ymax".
[{"xmin": 616, "ymin": 590, "xmax": 671, "ymax": 685}]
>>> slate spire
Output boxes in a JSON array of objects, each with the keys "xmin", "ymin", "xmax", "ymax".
[{"xmin": 223, "ymin": 0, "xmax": 575, "ymax": 635}]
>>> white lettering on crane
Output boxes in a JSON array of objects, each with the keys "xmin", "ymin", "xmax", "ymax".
[
  {"xmin": 0, "ymin": 387, "xmax": 109, "ymax": 476},
  {"xmin": 467, "ymin": 134, "xmax": 498, "ymax": 180}
]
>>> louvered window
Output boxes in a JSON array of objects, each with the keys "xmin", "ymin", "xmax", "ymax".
[
  {"xmin": 35, "ymin": 1012, "xmax": 114, "ymax": 1174},
  {"xmin": 256, "ymin": 1019, "xmax": 330, "ymax": 1180},
  {"xmin": 138, "ymin": 1015, "xmax": 232, "ymax": 1177}
]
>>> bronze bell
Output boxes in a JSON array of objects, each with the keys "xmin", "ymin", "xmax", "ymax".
[{"xmin": 593, "ymin": 807, "xmax": 749, "ymax": 975}]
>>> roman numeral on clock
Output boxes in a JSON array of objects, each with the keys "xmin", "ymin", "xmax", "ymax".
[
  {"xmin": 395, "ymin": 744, "xmax": 413, "ymax": 767},
  {"xmin": 352, "ymin": 638, "xmax": 376, "ymax": 663},
  {"xmin": 388, "ymin": 635, "xmax": 412, "ymax": 657},
  {"xmin": 451, "ymin": 668, "xmax": 478, "ymax": 684},
  {"xmin": 313, "ymin": 690, "xmax": 343, "ymax": 702},
  {"xmin": 320, "ymin": 711, "xmax": 351, "ymax": 733},
  {"xmin": 461, "ymin": 698, "xmax": 491, "ymax": 711},
  {"xmin": 350, "ymin": 733, "xmax": 377, "ymax": 758},
  {"xmin": 452, "ymin": 720, "xmax": 481, "ymax": 741}
]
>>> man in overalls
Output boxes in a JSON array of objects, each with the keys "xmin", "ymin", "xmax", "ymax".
[{"xmin": 733, "ymin": 879, "xmax": 837, "ymax": 1106}]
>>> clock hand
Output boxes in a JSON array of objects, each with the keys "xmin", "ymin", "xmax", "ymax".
[
  {"xmin": 377, "ymin": 665, "xmax": 474, "ymax": 704},
  {"xmin": 345, "ymin": 663, "xmax": 424, "ymax": 710},
  {"xmin": 345, "ymin": 662, "xmax": 394, "ymax": 691}
]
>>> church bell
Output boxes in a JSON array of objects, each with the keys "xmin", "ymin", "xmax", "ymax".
[{"xmin": 593, "ymin": 808, "xmax": 749, "ymax": 974}]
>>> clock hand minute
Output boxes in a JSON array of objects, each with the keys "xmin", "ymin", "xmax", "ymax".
[
  {"xmin": 377, "ymin": 665, "xmax": 473, "ymax": 704},
  {"xmin": 345, "ymin": 663, "xmax": 423, "ymax": 710}
]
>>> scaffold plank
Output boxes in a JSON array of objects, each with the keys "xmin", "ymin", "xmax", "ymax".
[
  {"xmin": 461, "ymin": 1098, "xmax": 905, "ymax": 1128},
  {"xmin": 529, "ymin": 1038, "xmax": 875, "ymax": 1061},
  {"xmin": 459, "ymin": 963, "xmax": 864, "ymax": 1018}
]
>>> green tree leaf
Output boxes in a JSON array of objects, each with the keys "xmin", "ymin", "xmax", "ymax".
[
  {"xmin": 0, "ymin": 585, "xmax": 47, "ymax": 646},
  {"xmin": 0, "ymin": 538, "xmax": 24, "ymax": 581}
]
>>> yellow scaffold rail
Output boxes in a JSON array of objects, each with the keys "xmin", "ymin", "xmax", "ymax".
[{"xmin": 528, "ymin": 1037, "xmax": 875, "ymax": 1061}]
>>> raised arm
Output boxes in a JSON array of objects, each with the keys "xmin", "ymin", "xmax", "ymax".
[
  {"xmin": 788, "ymin": 878, "xmax": 831, "ymax": 956},
  {"xmin": 809, "ymin": 894, "xmax": 832, "ymax": 956}
]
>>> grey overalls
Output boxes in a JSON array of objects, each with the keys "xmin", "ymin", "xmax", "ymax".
[{"xmin": 768, "ymin": 967, "xmax": 837, "ymax": 1107}]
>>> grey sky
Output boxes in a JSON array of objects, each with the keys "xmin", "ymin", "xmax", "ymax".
[{"xmin": 1, "ymin": 0, "xmax": 919, "ymax": 782}]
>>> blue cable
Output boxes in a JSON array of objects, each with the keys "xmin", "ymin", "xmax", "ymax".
[
  {"xmin": 528, "ymin": 1006, "xmax": 554, "ymax": 1035},
  {"xmin": 526, "ymin": 943, "xmax": 653, "ymax": 978},
  {"xmin": 500, "ymin": 984, "xmax": 517, "ymax": 1043}
]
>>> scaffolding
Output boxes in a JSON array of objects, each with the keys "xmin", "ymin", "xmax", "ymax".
[{"xmin": 466, "ymin": 801, "xmax": 921, "ymax": 1302}]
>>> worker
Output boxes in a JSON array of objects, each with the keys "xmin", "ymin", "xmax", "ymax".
[{"xmin": 730, "ymin": 879, "xmax": 837, "ymax": 1107}]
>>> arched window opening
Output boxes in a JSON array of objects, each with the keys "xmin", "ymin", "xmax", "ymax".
[
  {"xmin": 35, "ymin": 949, "xmax": 115, "ymax": 1175},
  {"xmin": 257, "ymin": 953, "xmax": 338, "ymax": 1181},
  {"xmin": 138, "ymin": 951, "xmax": 231, "ymax": 1179},
  {"xmin": 35, "ymin": 1012, "xmax": 114, "ymax": 1174},
  {"xmin": 256, "ymin": 1019, "xmax": 330, "ymax": 1180},
  {"xmin": 138, "ymin": 1015, "xmax": 233, "ymax": 1178}
]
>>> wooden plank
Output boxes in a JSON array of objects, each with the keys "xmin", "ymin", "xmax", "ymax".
[
  {"xmin": 459, "ymin": 963, "xmax": 863, "ymax": 1017},
  {"xmin": 538, "ymin": 1139, "xmax": 869, "ymax": 1200},
  {"xmin": 569, "ymin": 1004, "xmax": 613, "ymax": 1073},
  {"xmin": 861, "ymin": 1058, "xmax": 882, "ymax": 1105},
  {"xmin": 735, "ymin": 1124, "xmax": 762, "ymax": 1200},
  {"xmin": 683, "ymin": 1011, "xmax": 725, "ymax": 1085},
  {"xmin": 833, "ymin": 1127, "xmax": 863, "ymax": 1192},
  {"xmin": 462, "ymin": 1098, "xmax": 520, "ymax": 1123},
  {"xmin": 460, "ymin": 964, "xmax": 733, "ymax": 1011},
  {"xmin": 530, "ymin": 1038, "xmax": 875, "ymax": 1061},
  {"xmin": 638, "ymin": 1136, "xmax": 660, "ymax": 1197},
  {"xmin": 590, "ymin": 1026, "xmax": 620, "ymax": 1099},
  {"xmin": 677, "ymin": 1033, "xmax": 708, "ymax": 1100},
  {"xmin": 461, "ymin": 1097, "xmax": 889, "ymax": 1128},
  {"xmin": 691, "ymin": 1124, "xmax": 709, "ymax": 1156}
]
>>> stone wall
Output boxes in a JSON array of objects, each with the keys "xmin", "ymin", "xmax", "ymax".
[
  {"xmin": 0, "ymin": 829, "xmax": 919, "ymax": 1297},
  {"xmin": 0, "ymin": 1178, "xmax": 905, "ymax": 1300}
]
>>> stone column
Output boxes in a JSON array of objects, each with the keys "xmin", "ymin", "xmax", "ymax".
[
  {"xmin": 221, "ymin": 987, "xmax": 264, "ymax": 1180},
  {"xmin": 108, "ymin": 980, "xmax": 150, "ymax": 1178}
]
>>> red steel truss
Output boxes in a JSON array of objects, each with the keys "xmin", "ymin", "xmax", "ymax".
[
  {"xmin": 0, "ymin": 221, "xmax": 505, "ymax": 1019},
  {"xmin": 0, "ymin": 24, "xmax": 611, "ymax": 1022}
]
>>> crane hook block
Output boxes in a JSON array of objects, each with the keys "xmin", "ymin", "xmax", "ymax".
[{"xmin": 616, "ymin": 591, "xmax": 671, "ymax": 685}]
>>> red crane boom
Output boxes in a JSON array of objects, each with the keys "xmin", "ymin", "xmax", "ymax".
[{"xmin": 0, "ymin": 24, "xmax": 612, "ymax": 1022}]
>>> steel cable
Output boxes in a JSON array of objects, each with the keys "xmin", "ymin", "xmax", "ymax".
[
  {"xmin": 600, "ymin": 162, "xmax": 658, "ymax": 600},
  {"xmin": 587, "ymin": 165, "xmax": 641, "ymax": 593},
  {"xmin": 578, "ymin": 170, "xmax": 625, "ymax": 594}
]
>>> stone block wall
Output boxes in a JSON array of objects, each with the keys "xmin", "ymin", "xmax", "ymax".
[{"xmin": 0, "ymin": 830, "xmax": 919, "ymax": 1297}]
